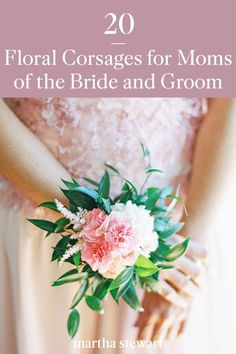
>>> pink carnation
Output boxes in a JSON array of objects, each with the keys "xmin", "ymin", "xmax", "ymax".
[
  {"xmin": 81, "ymin": 240, "xmax": 113, "ymax": 273},
  {"xmin": 81, "ymin": 208, "xmax": 107, "ymax": 242},
  {"xmin": 105, "ymin": 220, "xmax": 135, "ymax": 252}
]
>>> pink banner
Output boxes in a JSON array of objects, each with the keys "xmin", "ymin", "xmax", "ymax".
[{"xmin": 0, "ymin": 0, "xmax": 235, "ymax": 96}]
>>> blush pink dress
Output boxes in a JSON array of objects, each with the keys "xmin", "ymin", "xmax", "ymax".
[{"xmin": 0, "ymin": 98, "xmax": 235, "ymax": 354}]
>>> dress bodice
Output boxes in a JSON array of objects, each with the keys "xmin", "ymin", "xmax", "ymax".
[{"xmin": 1, "ymin": 97, "xmax": 206, "ymax": 208}]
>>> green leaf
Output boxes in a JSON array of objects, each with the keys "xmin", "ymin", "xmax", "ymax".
[
  {"xmin": 93, "ymin": 279, "xmax": 110, "ymax": 300},
  {"xmin": 135, "ymin": 255, "xmax": 157, "ymax": 269},
  {"xmin": 38, "ymin": 201, "xmax": 58, "ymax": 212},
  {"xmin": 121, "ymin": 182, "xmax": 130, "ymax": 192},
  {"xmin": 136, "ymin": 267, "xmax": 159, "ymax": 277},
  {"xmin": 135, "ymin": 255, "xmax": 159, "ymax": 277},
  {"xmin": 139, "ymin": 140, "xmax": 150, "ymax": 163},
  {"xmin": 146, "ymin": 168, "xmax": 164, "ymax": 174},
  {"xmin": 93, "ymin": 277, "xmax": 111, "ymax": 300},
  {"xmin": 118, "ymin": 183, "xmax": 133, "ymax": 203},
  {"xmin": 98, "ymin": 171, "xmax": 110, "ymax": 198},
  {"xmin": 121, "ymin": 177, "xmax": 137, "ymax": 195},
  {"xmin": 154, "ymin": 206, "xmax": 168, "ymax": 213},
  {"xmin": 119, "ymin": 190, "xmax": 133, "ymax": 204},
  {"xmin": 92, "ymin": 273, "xmax": 103, "ymax": 293},
  {"xmin": 72, "ymin": 177, "xmax": 80, "ymax": 184},
  {"xmin": 108, "ymin": 267, "xmax": 134, "ymax": 291},
  {"xmin": 52, "ymin": 272, "xmax": 89, "ymax": 286},
  {"xmin": 112, "ymin": 175, "xmax": 137, "ymax": 195},
  {"xmin": 82, "ymin": 264, "xmax": 95, "ymax": 274},
  {"xmin": 149, "ymin": 251, "xmax": 161, "ymax": 264},
  {"xmin": 51, "ymin": 236, "xmax": 70, "ymax": 261},
  {"xmin": 110, "ymin": 288, "xmax": 119, "ymax": 303},
  {"xmin": 58, "ymin": 269, "xmax": 78, "ymax": 279},
  {"xmin": 165, "ymin": 185, "xmax": 180, "ymax": 212},
  {"xmin": 161, "ymin": 239, "xmax": 189, "ymax": 262},
  {"xmin": 156, "ymin": 263, "xmax": 174, "ymax": 270},
  {"xmin": 154, "ymin": 218, "xmax": 168, "ymax": 232},
  {"xmin": 67, "ymin": 309, "xmax": 80, "ymax": 339},
  {"xmin": 70, "ymin": 280, "xmax": 88, "ymax": 309},
  {"xmin": 55, "ymin": 217, "xmax": 70, "ymax": 233},
  {"xmin": 101, "ymin": 198, "xmax": 111, "ymax": 214},
  {"xmin": 115, "ymin": 281, "xmax": 131, "ymax": 300},
  {"xmin": 85, "ymin": 295, "xmax": 104, "ymax": 313},
  {"xmin": 168, "ymin": 194, "xmax": 188, "ymax": 216},
  {"xmin": 61, "ymin": 189, "xmax": 97, "ymax": 210},
  {"xmin": 159, "ymin": 222, "xmax": 184, "ymax": 239},
  {"xmin": 28, "ymin": 219, "xmax": 56, "ymax": 233},
  {"xmin": 113, "ymin": 193, "xmax": 123, "ymax": 203},
  {"xmin": 150, "ymin": 240, "xmax": 170, "ymax": 262},
  {"xmin": 160, "ymin": 185, "xmax": 173, "ymax": 198},
  {"xmin": 74, "ymin": 186, "xmax": 99, "ymax": 200},
  {"xmin": 62, "ymin": 179, "xmax": 79, "ymax": 189},
  {"xmin": 73, "ymin": 252, "xmax": 81, "ymax": 268},
  {"xmin": 142, "ymin": 277, "xmax": 159, "ymax": 291},
  {"xmin": 122, "ymin": 283, "xmax": 143, "ymax": 312},
  {"xmin": 145, "ymin": 189, "xmax": 163, "ymax": 210},
  {"xmin": 105, "ymin": 163, "xmax": 120, "ymax": 175},
  {"xmin": 147, "ymin": 187, "xmax": 159, "ymax": 196},
  {"xmin": 82, "ymin": 177, "xmax": 99, "ymax": 187}
]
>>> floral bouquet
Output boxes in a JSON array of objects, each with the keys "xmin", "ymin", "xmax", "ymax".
[{"xmin": 29, "ymin": 144, "xmax": 188, "ymax": 339}]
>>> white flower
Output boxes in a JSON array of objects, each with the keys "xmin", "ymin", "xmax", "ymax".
[
  {"xmin": 59, "ymin": 242, "xmax": 82, "ymax": 264},
  {"xmin": 55, "ymin": 199, "xmax": 87, "ymax": 230},
  {"xmin": 110, "ymin": 201, "xmax": 158, "ymax": 258}
]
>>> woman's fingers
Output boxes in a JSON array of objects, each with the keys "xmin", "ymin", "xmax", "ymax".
[
  {"xmin": 166, "ymin": 321, "xmax": 181, "ymax": 340},
  {"xmin": 173, "ymin": 256, "xmax": 206, "ymax": 288},
  {"xmin": 166, "ymin": 308, "xmax": 188, "ymax": 339},
  {"xmin": 137, "ymin": 324, "xmax": 152, "ymax": 341},
  {"xmin": 152, "ymin": 279, "xmax": 188, "ymax": 308},
  {"xmin": 151, "ymin": 313, "xmax": 173, "ymax": 342},
  {"xmin": 161, "ymin": 268, "xmax": 198, "ymax": 297},
  {"xmin": 136, "ymin": 313, "xmax": 157, "ymax": 340},
  {"xmin": 178, "ymin": 318, "xmax": 188, "ymax": 336}
]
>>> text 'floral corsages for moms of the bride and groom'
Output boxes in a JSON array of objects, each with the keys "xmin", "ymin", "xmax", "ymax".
[{"xmin": 29, "ymin": 143, "xmax": 189, "ymax": 339}]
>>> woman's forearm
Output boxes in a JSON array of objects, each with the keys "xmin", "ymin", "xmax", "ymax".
[
  {"xmin": 0, "ymin": 99, "xmax": 71, "ymax": 204},
  {"xmin": 182, "ymin": 98, "xmax": 236, "ymax": 242}
]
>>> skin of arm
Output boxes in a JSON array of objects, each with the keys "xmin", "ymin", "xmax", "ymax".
[
  {"xmin": 0, "ymin": 98, "xmax": 71, "ymax": 205},
  {"xmin": 182, "ymin": 98, "xmax": 236, "ymax": 243}
]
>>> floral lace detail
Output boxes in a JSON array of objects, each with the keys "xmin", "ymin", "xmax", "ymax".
[{"xmin": 1, "ymin": 98, "xmax": 206, "ymax": 209}]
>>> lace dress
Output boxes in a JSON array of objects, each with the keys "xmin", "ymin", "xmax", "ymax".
[{"xmin": 0, "ymin": 98, "xmax": 235, "ymax": 354}]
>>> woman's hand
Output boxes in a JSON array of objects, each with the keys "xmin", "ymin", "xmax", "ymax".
[
  {"xmin": 135, "ymin": 236, "xmax": 208, "ymax": 342},
  {"xmin": 135, "ymin": 291, "xmax": 190, "ymax": 342}
]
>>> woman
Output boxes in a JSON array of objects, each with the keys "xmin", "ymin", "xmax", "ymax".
[{"xmin": 0, "ymin": 98, "xmax": 235, "ymax": 354}]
